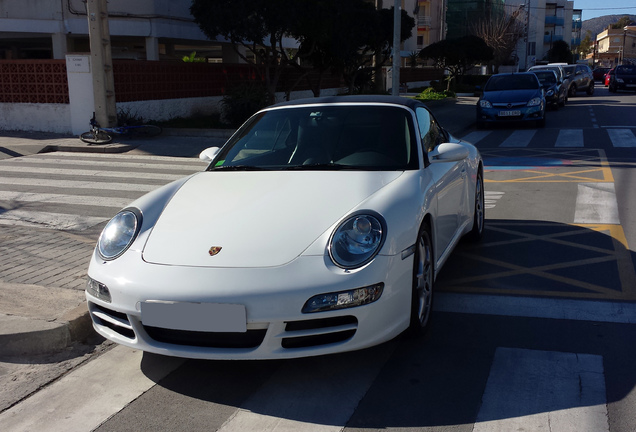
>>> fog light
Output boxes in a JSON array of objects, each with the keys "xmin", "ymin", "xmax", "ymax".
[
  {"xmin": 86, "ymin": 276, "xmax": 111, "ymax": 303},
  {"xmin": 302, "ymin": 283, "xmax": 384, "ymax": 313}
]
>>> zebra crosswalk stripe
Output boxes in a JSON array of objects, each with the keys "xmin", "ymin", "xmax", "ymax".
[
  {"xmin": 0, "ymin": 153, "xmax": 201, "ymax": 230},
  {"xmin": 460, "ymin": 128, "xmax": 635, "ymax": 148},
  {"xmin": 556, "ymin": 129, "xmax": 584, "ymax": 147},
  {"xmin": 499, "ymin": 130, "xmax": 536, "ymax": 147},
  {"xmin": 607, "ymin": 128, "xmax": 636, "ymax": 147},
  {"xmin": 0, "ymin": 165, "xmax": 186, "ymax": 181}
]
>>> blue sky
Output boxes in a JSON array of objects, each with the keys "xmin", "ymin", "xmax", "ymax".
[{"xmin": 573, "ymin": 1, "xmax": 636, "ymax": 21}]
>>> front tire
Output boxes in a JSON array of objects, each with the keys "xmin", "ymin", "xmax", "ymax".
[
  {"xmin": 79, "ymin": 130, "xmax": 113, "ymax": 144},
  {"xmin": 467, "ymin": 169, "xmax": 485, "ymax": 242},
  {"xmin": 409, "ymin": 221, "xmax": 434, "ymax": 335},
  {"xmin": 587, "ymin": 82, "xmax": 595, "ymax": 95},
  {"xmin": 569, "ymin": 84, "xmax": 577, "ymax": 97}
]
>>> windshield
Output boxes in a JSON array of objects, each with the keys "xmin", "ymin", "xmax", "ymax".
[
  {"xmin": 617, "ymin": 65, "xmax": 636, "ymax": 74},
  {"xmin": 485, "ymin": 74, "xmax": 540, "ymax": 91},
  {"xmin": 534, "ymin": 72, "xmax": 556, "ymax": 86},
  {"xmin": 531, "ymin": 67, "xmax": 561, "ymax": 79},
  {"xmin": 563, "ymin": 65, "xmax": 576, "ymax": 76},
  {"xmin": 208, "ymin": 105, "xmax": 419, "ymax": 171}
]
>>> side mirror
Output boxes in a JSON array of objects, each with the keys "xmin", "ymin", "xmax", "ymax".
[
  {"xmin": 428, "ymin": 143, "xmax": 469, "ymax": 163},
  {"xmin": 199, "ymin": 147, "xmax": 221, "ymax": 163}
]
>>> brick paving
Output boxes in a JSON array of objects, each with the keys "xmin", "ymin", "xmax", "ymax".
[{"xmin": 0, "ymin": 225, "xmax": 95, "ymax": 291}]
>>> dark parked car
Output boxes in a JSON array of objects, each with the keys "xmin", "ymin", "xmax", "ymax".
[
  {"xmin": 527, "ymin": 65, "xmax": 570, "ymax": 103},
  {"xmin": 593, "ymin": 67, "xmax": 610, "ymax": 81},
  {"xmin": 476, "ymin": 72, "xmax": 546, "ymax": 128},
  {"xmin": 562, "ymin": 64, "xmax": 594, "ymax": 96},
  {"xmin": 608, "ymin": 65, "xmax": 636, "ymax": 92},
  {"xmin": 532, "ymin": 70, "xmax": 566, "ymax": 109}
]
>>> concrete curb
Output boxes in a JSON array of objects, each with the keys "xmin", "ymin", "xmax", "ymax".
[{"xmin": 0, "ymin": 306, "xmax": 91, "ymax": 357}]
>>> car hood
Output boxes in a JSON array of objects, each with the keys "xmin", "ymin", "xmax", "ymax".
[
  {"xmin": 483, "ymin": 89, "xmax": 540, "ymax": 103},
  {"xmin": 142, "ymin": 170, "xmax": 402, "ymax": 268}
]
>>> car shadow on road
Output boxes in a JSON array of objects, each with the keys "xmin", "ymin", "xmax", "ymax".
[{"xmin": 123, "ymin": 220, "xmax": 636, "ymax": 429}]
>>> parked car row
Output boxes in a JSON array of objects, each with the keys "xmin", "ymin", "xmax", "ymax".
[
  {"xmin": 475, "ymin": 63, "xmax": 595, "ymax": 129},
  {"xmin": 530, "ymin": 63, "xmax": 595, "ymax": 97}
]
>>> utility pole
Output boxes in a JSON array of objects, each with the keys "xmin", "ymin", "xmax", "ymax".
[
  {"xmin": 391, "ymin": 0, "xmax": 401, "ymax": 96},
  {"xmin": 87, "ymin": 0, "xmax": 117, "ymax": 128}
]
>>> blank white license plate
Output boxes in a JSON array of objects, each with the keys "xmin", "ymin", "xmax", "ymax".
[
  {"xmin": 499, "ymin": 110, "xmax": 521, "ymax": 117},
  {"xmin": 141, "ymin": 301, "xmax": 247, "ymax": 332}
]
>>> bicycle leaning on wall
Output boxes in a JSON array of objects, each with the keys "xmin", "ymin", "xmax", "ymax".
[{"xmin": 79, "ymin": 113, "xmax": 162, "ymax": 144}]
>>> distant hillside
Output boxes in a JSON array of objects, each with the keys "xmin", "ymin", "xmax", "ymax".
[{"xmin": 582, "ymin": 14, "xmax": 636, "ymax": 38}]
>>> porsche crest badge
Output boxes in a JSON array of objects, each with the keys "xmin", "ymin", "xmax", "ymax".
[{"xmin": 208, "ymin": 246, "xmax": 222, "ymax": 256}]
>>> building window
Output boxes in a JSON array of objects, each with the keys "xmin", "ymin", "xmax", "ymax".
[
  {"xmin": 529, "ymin": 42, "xmax": 536, "ymax": 56},
  {"xmin": 417, "ymin": 36, "xmax": 424, "ymax": 46}
]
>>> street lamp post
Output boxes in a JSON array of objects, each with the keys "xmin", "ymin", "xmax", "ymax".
[{"xmin": 622, "ymin": 27, "xmax": 627, "ymax": 65}]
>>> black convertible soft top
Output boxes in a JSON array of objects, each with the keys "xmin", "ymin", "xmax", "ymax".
[{"xmin": 270, "ymin": 95, "xmax": 425, "ymax": 111}]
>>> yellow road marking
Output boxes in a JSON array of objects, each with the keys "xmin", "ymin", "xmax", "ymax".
[
  {"xmin": 439, "ymin": 222, "xmax": 636, "ymax": 300},
  {"xmin": 483, "ymin": 149, "xmax": 615, "ymax": 183}
]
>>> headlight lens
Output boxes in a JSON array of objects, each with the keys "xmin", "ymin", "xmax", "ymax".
[
  {"xmin": 97, "ymin": 209, "xmax": 141, "ymax": 260},
  {"xmin": 328, "ymin": 213, "xmax": 385, "ymax": 269},
  {"xmin": 302, "ymin": 283, "xmax": 384, "ymax": 313},
  {"xmin": 546, "ymin": 90, "xmax": 554, "ymax": 96},
  {"xmin": 479, "ymin": 100, "xmax": 492, "ymax": 108},
  {"xmin": 527, "ymin": 97, "xmax": 542, "ymax": 107}
]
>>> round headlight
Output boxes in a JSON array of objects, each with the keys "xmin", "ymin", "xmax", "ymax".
[
  {"xmin": 97, "ymin": 209, "xmax": 141, "ymax": 260},
  {"xmin": 328, "ymin": 213, "xmax": 385, "ymax": 269}
]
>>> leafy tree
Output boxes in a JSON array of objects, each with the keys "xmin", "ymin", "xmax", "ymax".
[
  {"xmin": 419, "ymin": 35, "xmax": 493, "ymax": 91},
  {"xmin": 579, "ymin": 30, "xmax": 594, "ymax": 57},
  {"xmin": 612, "ymin": 16, "xmax": 634, "ymax": 29},
  {"xmin": 547, "ymin": 40, "xmax": 572, "ymax": 64},
  {"xmin": 190, "ymin": 0, "xmax": 298, "ymax": 103},
  {"xmin": 190, "ymin": 0, "xmax": 414, "ymax": 99},
  {"xmin": 292, "ymin": 3, "xmax": 414, "ymax": 95}
]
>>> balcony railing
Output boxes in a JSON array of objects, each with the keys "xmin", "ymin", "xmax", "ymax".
[{"xmin": 545, "ymin": 16, "xmax": 565, "ymax": 26}]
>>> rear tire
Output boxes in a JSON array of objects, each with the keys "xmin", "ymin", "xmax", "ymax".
[
  {"xmin": 79, "ymin": 130, "xmax": 112, "ymax": 144},
  {"xmin": 409, "ymin": 221, "xmax": 434, "ymax": 336}
]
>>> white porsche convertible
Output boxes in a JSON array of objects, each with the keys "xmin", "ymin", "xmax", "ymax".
[{"xmin": 86, "ymin": 95, "xmax": 484, "ymax": 360}]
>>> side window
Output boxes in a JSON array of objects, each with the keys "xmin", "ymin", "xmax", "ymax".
[{"xmin": 416, "ymin": 107, "xmax": 443, "ymax": 154}]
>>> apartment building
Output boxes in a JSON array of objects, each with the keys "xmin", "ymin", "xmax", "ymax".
[
  {"xmin": 0, "ymin": 0, "xmax": 250, "ymax": 62},
  {"xmin": 595, "ymin": 25, "xmax": 636, "ymax": 67},
  {"xmin": 505, "ymin": 0, "xmax": 575, "ymax": 70}
]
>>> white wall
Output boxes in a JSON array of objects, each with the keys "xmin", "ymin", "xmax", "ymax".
[{"xmin": 0, "ymin": 103, "xmax": 71, "ymax": 134}]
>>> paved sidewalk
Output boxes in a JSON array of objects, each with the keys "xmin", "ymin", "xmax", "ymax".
[{"xmin": 0, "ymin": 96, "xmax": 477, "ymax": 357}]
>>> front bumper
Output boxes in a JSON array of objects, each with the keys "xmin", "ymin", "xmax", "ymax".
[
  {"xmin": 86, "ymin": 249, "xmax": 413, "ymax": 360},
  {"xmin": 476, "ymin": 104, "xmax": 544, "ymax": 124}
]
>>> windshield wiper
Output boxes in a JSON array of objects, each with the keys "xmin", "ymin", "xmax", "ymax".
[
  {"xmin": 208, "ymin": 165, "xmax": 268, "ymax": 171},
  {"xmin": 284, "ymin": 163, "xmax": 355, "ymax": 170}
]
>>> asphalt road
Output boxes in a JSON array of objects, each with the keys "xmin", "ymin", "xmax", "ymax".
[{"xmin": 1, "ymin": 86, "xmax": 635, "ymax": 431}]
